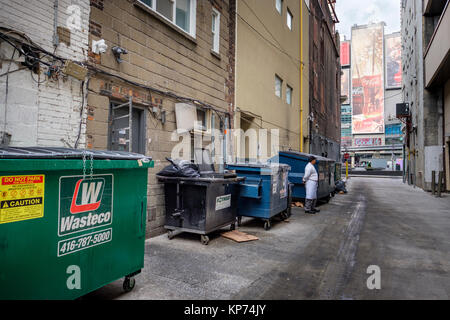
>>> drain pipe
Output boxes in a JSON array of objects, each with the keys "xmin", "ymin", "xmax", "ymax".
[
  {"xmin": 300, "ymin": 0, "xmax": 304, "ymax": 152},
  {"xmin": 53, "ymin": 0, "xmax": 59, "ymax": 48}
]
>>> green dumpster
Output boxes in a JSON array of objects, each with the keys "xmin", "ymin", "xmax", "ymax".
[{"xmin": 0, "ymin": 148, "xmax": 154, "ymax": 299}]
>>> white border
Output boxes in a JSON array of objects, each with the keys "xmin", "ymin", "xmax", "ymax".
[
  {"xmin": 57, "ymin": 174, "xmax": 114, "ymax": 237},
  {"xmin": 57, "ymin": 228, "xmax": 113, "ymax": 257}
]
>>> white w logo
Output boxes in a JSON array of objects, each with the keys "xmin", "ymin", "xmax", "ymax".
[{"xmin": 81, "ymin": 181, "xmax": 103, "ymax": 205}]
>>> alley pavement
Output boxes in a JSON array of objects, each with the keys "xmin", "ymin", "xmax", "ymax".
[{"xmin": 85, "ymin": 177, "xmax": 450, "ymax": 300}]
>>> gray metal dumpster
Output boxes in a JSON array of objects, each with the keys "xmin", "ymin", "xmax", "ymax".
[{"xmin": 157, "ymin": 149, "xmax": 244, "ymax": 245}]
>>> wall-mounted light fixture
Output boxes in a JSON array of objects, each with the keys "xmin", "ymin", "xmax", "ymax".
[{"xmin": 112, "ymin": 46, "xmax": 128, "ymax": 63}]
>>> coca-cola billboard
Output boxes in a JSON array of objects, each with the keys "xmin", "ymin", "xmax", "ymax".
[
  {"xmin": 385, "ymin": 34, "xmax": 402, "ymax": 89},
  {"xmin": 351, "ymin": 24, "xmax": 385, "ymax": 134}
]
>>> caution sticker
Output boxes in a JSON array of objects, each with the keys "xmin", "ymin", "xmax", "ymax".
[{"xmin": 0, "ymin": 175, "xmax": 45, "ymax": 224}]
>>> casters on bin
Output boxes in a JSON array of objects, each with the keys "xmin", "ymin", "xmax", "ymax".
[
  {"xmin": 167, "ymin": 230, "xmax": 174, "ymax": 240},
  {"xmin": 237, "ymin": 217, "xmax": 242, "ymax": 227},
  {"xmin": 280, "ymin": 211, "xmax": 289, "ymax": 220},
  {"xmin": 230, "ymin": 223, "xmax": 236, "ymax": 231},
  {"xmin": 264, "ymin": 220, "xmax": 272, "ymax": 231},
  {"xmin": 123, "ymin": 276, "xmax": 136, "ymax": 293},
  {"xmin": 201, "ymin": 235, "xmax": 210, "ymax": 245},
  {"xmin": 286, "ymin": 206, "xmax": 292, "ymax": 218}
]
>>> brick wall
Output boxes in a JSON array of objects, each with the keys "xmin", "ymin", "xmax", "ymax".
[
  {"xmin": 87, "ymin": 0, "xmax": 235, "ymax": 237},
  {"xmin": 308, "ymin": 0, "xmax": 341, "ymax": 159},
  {"xmin": 0, "ymin": 0, "xmax": 90, "ymax": 147}
]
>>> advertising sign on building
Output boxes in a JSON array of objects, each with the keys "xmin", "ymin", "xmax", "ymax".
[
  {"xmin": 340, "ymin": 41, "xmax": 351, "ymax": 66},
  {"xmin": 351, "ymin": 24, "xmax": 385, "ymax": 134},
  {"xmin": 385, "ymin": 34, "xmax": 402, "ymax": 89},
  {"xmin": 354, "ymin": 137, "xmax": 383, "ymax": 147},
  {"xmin": 341, "ymin": 68, "xmax": 350, "ymax": 105},
  {"xmin": 341, "ymin": 136, "xmax": 352, "ymax": 147}
]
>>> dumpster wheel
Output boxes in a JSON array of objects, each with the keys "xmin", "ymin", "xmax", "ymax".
[
  {"xmin": 264, "ymin": 220, "xmax": 272, "ymax": 231},
  {"xmin": 201, "ymin": 235, "xmax": 210, "ymax": 245},
  {"xmin": 237, "ymin": 217, "xmax": 242, "ymax": 227},
  {"xmin": 123, "ymin": 276, "xmax": 136, "ymax": 293}
]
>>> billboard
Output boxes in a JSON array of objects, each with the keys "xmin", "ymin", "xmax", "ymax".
[
  {"xmin": 354, "ymin": 137, "xmax": 383, "ymax": 147},
  {"xmin": 340, "ymin": 41, "xmax": 350, "ymax": 66},
  {"xmin": 341, "ymin": 136, "xmax": 352, "ymax": 148},
  {"xmin": 351, "ymin": 24, "xmax": 385, "ymax": 134},
  {"xmin": 341, "ymin": 68, "xmax": 350, "ymax": 105},
  {"xmin": 385, "ymin": 34, "xmax": 402, "ymax": 89}
]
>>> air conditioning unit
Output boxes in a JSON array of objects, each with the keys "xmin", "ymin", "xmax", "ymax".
[{"xmin": 396, "ymin": 103, "xmax": 410, "ymax": 117}]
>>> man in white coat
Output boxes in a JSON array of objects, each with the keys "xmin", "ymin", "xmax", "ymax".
[{"xmin": 303, "ymin": 156, "xmax": 320, "ymax": 214}]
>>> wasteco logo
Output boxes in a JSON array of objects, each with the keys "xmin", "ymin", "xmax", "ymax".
[
  {"xmin": 70, "ymin": 178, "xmax": 104, "ymax": 214},
  {"xmin": 59, "ymin": 175, "xmax": 113, "ymax": 236}
]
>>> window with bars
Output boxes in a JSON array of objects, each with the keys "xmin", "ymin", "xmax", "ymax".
[{"xmin": 108, "ymin": 101, "xmax": 146, "ymax": 154}]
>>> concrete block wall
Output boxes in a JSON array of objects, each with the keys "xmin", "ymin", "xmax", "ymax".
[
  {"xmin": 401, "ymin": 0, "xmax": 444, "ymax": 190},
  {"xmin": 402, "ymin": 0, "xmax": 424, "ymax": 188},
  {"xmin": 87, "ymin": 0, "xmax": 235, "ymax": 238},
  {"xmin": 0, "ymin": 0, "xmax": 90, "ymax": 147}
]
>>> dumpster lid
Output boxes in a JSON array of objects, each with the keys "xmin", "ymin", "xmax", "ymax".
[
  {"xmin": 0, "ymin": 147, "xmax": 152, "ymax": 161},
  {"xmin": 227, "ymin": 162, "xmax": 290, "ymax": 169},
  {"xmin": 278, "ymin": 151, "xmax": 333, "ymax": 162}
]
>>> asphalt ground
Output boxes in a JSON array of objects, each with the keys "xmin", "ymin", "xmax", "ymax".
[{"xmin": 85, "ymin": 177, "xmax": 450, "ymax": 300}]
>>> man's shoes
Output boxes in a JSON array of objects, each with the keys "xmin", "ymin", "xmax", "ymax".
[
  {"xmin": 312, "ymin": 209, "xmax": 320, "ymax": 213},
  {"xmin": 305, "ymin": 210, "xmax": 316, "ymax": 214}
]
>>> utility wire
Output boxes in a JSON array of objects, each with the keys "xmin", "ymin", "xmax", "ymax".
[
  {"xmin": 238, "ymin": 108, "xmax": 301, "ymax": 136},
  {"xmin": 236, "ymin": 12, "xmax": 301, "ymax": 68},
  {"xmin": 241, "ymin": 0, "xmax": 288, "ymax": 57},
  {"xmin": 0, "ymin": 30, "xmax": 231, "ymax": 119},
  {"xmin": 2, "ymin": 48, "xmax": 16, "ymax": 136},
  {"xmin": 89, "ymin": 66, "xmax": 230, "ymax": 116}
]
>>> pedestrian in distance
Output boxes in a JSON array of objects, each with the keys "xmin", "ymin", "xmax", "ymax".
[{"xmin": 303, "ymin": 156, "xmax": 320, "ymax": 214}]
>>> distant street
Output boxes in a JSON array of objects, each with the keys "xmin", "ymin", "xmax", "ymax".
[{"xmin": 86, "ymin": 177, "xmax": 450, "ymax": 300}]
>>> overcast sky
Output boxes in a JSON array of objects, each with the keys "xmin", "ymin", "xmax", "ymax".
[{"xmin": 335, "ymin": 0, "xmax": 401, "ymax": 40}]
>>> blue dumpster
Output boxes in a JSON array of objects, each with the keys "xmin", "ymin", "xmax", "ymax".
[
  {"xmin": 226, "ymin": 163, "xmax": 291, "ymax": 230},
  {"xmin": 275, "ymin": 151, "xmax": 335, "ymax": 201}
]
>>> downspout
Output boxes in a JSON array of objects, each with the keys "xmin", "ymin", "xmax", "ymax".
[{"xmin": 300, "ymin": 0, "xmax": 304, "ymax": 152}]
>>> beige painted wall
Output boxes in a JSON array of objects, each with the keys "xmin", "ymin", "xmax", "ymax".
[{"xmin": 234, "ymin": 0, "xmax": 309, "ymax": 160}]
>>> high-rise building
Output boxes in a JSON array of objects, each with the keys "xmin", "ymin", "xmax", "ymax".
[
  {"xmin": 401, "ymin": 0, "xmax": 450, "ymax": 191},
  {"xmin": 340, "ymin": 23, "xmax": 403, "ymax": 170}
]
